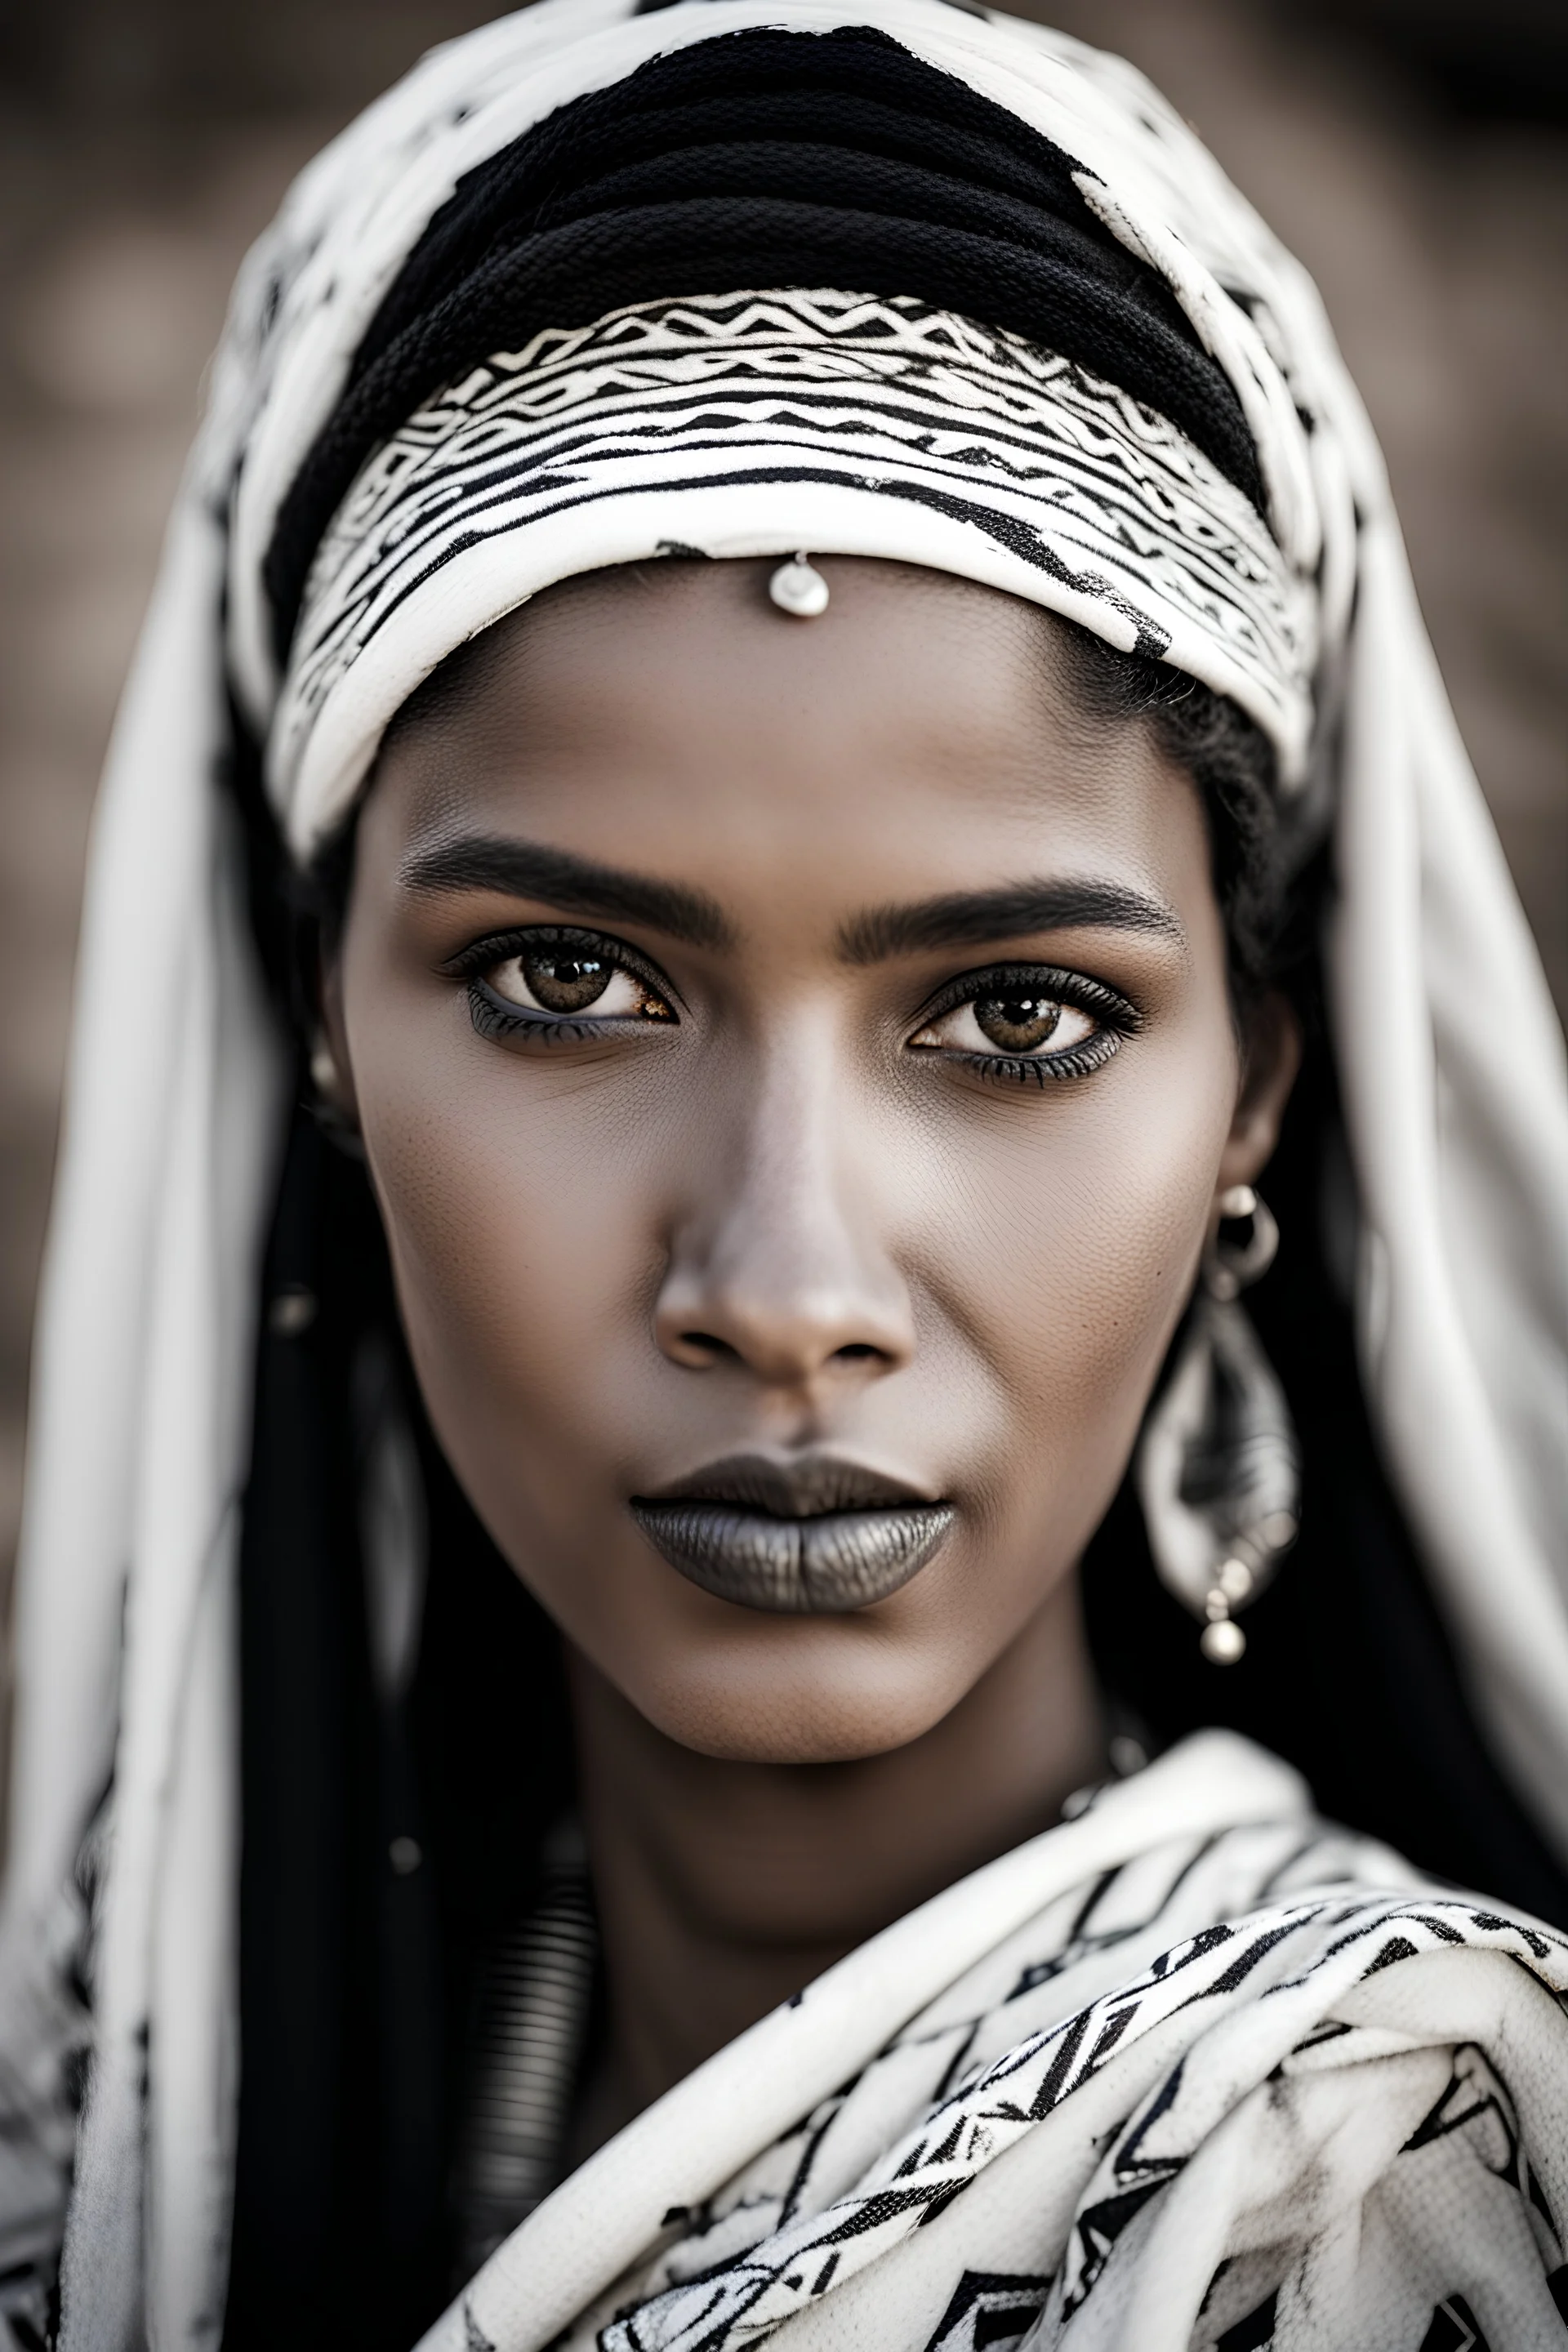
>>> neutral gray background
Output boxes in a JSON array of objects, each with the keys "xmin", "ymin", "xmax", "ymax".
[{"xmin": 1, "ymin": 0, "xmax": 1564, "ymax": 1705}]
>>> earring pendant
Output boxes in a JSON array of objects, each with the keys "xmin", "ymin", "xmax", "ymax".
[{"xmin": 1136, "ymin": 1187, "xmax": 1298, "ymax": 1664}]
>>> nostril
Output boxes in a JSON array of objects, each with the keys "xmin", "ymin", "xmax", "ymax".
[
  {"xmin": 682, "ymin": 1331, "xmax": 737, "ymax": 1360},
  {"xmin": 832, "ymin": 1343, "xmax": 882, "ymax": 1362}
]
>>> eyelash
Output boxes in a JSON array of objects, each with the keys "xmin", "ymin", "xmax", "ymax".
[
  {"xmin": 442, "ymin": 924, "xmax": 679, "ymax": 1045},
  {"xmin": 443, "ymin": 931, "xmax": 1140, "ymax": 1082},
  {"xmin": 912, "ymin": 964, "xmax": 1141, "ymax": 1087}
]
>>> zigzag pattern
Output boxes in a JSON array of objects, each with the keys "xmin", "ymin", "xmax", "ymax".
[
  {"xmin": 275, "ymin": 289, "xmax": 1313, "ymax": 813},
  {"xmin": 581, "ymin": 1835, "xmax": 1568, "ymax": 2351}
]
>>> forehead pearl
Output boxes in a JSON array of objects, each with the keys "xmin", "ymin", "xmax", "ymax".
[{"xmin": 768, "ymin": 553, "xmax": 830, "ymax": 617}]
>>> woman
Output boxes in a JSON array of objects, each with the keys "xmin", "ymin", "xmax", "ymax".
[{"xmin": 2, "ymin": 2, "xmax": 1566, "ymax": 2347}]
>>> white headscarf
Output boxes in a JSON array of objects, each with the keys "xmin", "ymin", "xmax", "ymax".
[{"xmin": 2, "ymin": 2, "xmax": 1564, "ymax": 2344}]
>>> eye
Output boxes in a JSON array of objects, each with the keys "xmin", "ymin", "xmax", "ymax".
[
  {"xmin": 487, "ymin": 942, "xmax": 671, "ymax": 1022},
  {"xmin": 915, "ymin": 991, "xmax": 1097, "ymax": 1058},
  {"xmin": 908, "ymin": 964, "xmax": 1137, "ymax": 1083},
  {"xmin": 446, "ymin": 924, "xmax": 679, "ymax": 1043}
]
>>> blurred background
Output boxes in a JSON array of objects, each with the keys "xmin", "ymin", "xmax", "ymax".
[{"xmin": 0, "ymin": 0, "xmax": 1564, "ymax": 1673}]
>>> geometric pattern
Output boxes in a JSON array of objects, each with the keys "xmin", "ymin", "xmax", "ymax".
[
  {"xmin": 564, "ymin": 1817, "xmax": 1568, "ymax": 2350},
  {"xmin": 275, "ymin": 289, "xmax": 1316, "ymax": 841}
]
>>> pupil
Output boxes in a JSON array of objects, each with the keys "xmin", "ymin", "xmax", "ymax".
[
  {"xmin": 523, "ymin": 950, "xmax": 612, "ymax": 1013},
  {"xmin": 974, "ymin": 995, "xmax": 1062, "ymax": 1053}
]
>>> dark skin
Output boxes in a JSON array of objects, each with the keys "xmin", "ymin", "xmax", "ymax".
[{"xmin": 323, "ymin": 556, "xmax": 1298, "ymax": 2139}]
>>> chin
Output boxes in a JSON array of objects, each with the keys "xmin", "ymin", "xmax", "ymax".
[{"xmin": 609, "ymin": 1611, "xmax": 983, "ymax": 1765}]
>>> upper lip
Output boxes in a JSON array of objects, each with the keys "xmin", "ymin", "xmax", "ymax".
[{"xmin": 637, "ymin": 1453, "xmax": 937, "ymax": 1519}]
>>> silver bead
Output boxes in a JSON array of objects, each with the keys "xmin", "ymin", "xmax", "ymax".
[
  {"xmin": 269, "ymin": 1285, "xmax": 317, "ymax": 1338},
  {"xmin": 1201, "ymin": 1617, "xmax": 1247, "ymax": 1665},
  {"xmin": 1216, "ymin": 1557, "xmax": 1254, "ymax": 1603},
  {"xmin": 768, "ymin": 553, "xmax": 830, "ymax": 617},
  {"xmin": 310, "ymin": 1035, "xmax": 341, "ymax": 1099}
]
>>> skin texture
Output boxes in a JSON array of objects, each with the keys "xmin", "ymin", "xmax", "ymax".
[{"xmin": 323, "ymin": 555, "xmax": 1298, "ymax": 2127}]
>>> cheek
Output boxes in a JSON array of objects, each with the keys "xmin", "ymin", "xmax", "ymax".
[
  {"xmin": 348, "ymin": 999, "xmax": 674, "ymax": 1532},
  {"xmin": 915, "ymin": 1028, "xmax": 1234, "ymax": 1535}
]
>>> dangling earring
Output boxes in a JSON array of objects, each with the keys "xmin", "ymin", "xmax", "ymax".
[
  {"xmin": 1135, "ymin": 1185, "xmax": 1299, "ymax": 1664},
  {"xmin": 310, "ymin": 1031, "xmax": 342, "ymax": 1103}
]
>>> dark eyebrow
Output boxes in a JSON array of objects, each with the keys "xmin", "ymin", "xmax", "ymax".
[
  {"xmin": 399, "ymin": 832, "xmax": 733, "ymax": 951},
  {"xmin": 838, "ymin": 878, "xmax": 1184, "ymax": 965}
]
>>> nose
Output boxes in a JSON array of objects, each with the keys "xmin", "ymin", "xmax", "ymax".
[{"xmin": 653, "ymin": 1049, "xmax": 915, "ymax": 1392}]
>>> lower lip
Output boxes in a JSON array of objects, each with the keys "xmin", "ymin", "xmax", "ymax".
[{"xmin": 628, "ymin": 1499, "xmax": 957, "ymax": 1614}]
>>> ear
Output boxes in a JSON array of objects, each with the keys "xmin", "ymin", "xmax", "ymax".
[
  {"xmin": 1215, "ymin": 991, "xmax": 1301, "ymax": 1196},
  {"xmin": 314, "ymin": 945, "xmax": 362, "ymax": 1130}
]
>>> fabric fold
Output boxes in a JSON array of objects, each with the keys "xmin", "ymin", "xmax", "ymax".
[{"xmin": 412, "ymin": 1735, "xmax": 1568, "ymax": 2352}]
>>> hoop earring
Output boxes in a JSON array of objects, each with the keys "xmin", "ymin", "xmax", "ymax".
[{"xmin": 1135, "ymin": 1185, "xmax": 1299, "ymax": 1664}]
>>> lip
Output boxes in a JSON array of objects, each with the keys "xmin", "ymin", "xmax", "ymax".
[{"xmin": 629, "ymin": 1453, "xmax": 957, "ymax": 1615}]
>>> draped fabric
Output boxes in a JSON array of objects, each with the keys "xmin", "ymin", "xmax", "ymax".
[
  {"xmin": 0, "ymin": 3, "xmax": 1563, "ymax": 2348},
  {"xmin": 425, "ymin": 1736, "xmax": 1568, "ymax": 2352}
]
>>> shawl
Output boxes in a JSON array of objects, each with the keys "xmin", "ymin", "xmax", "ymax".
[
  {"xmin": 1, "ymin": 3, "xmax": 1566, "ymax": 2348},
  {"xmin": 430, "ymin": 1735, "xmax": 1568, "ymax": 2352}
]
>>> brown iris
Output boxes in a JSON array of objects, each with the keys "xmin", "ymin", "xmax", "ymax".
[
  {"xmin": 971, "ymin": 994, "xmax": 1063, "ymax": 1052},
  {"xmin": 521, "ymin": 948, "xmax": 615, "ymax": 1013}
]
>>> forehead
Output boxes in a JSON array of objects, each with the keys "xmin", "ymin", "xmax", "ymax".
[{"xmin": 364, "ymin": 557, "xmax": 1211, "ymax": 920}]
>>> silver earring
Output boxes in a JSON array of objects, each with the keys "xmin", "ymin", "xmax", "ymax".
[
  {"xmin": 310, "ymin": 1031, "xmax": 342, "ymax": 1102},
  {"xmin": 1135, "ymin": 1186, "xmax": 1299, "ymax": 1664},
  {"xmin": 309, "ymin": 1030, "xmax": 364, "ymax": 1156},
  {"xmin": 768, "ymin": 552, "xmax": 830, "ymax": 617}
]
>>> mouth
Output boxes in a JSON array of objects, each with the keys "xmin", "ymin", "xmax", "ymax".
[{"xmin": 629, "ymin": 1454, "xmax": 956, "ymax": 1615}]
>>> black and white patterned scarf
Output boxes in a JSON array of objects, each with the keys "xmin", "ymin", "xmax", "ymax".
[{"xmin": 429, "ymin": 1736, "xmax": 1568, "ymax": 2352}]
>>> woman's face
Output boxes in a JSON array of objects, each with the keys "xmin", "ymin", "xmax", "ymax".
[{"xmin": 328, "ymin": 559, "xmax": 1294, "ymax": 1764}]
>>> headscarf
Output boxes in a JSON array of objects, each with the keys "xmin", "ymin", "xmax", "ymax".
[{"xmin": 1, "ymin": 2, "xmax": 1564, "ymax": 2345}]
